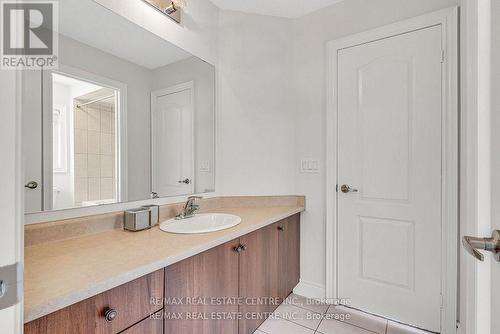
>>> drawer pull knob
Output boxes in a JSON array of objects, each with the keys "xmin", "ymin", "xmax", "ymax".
[
  {"xmin": 277, "ymin": 226, "xmax": 284, "ymax": 231},
  {"xmin": 104, "ymin": 308, "xmax": 118, "ymax": 322},
  {"xmin": 233, "ymin": 244, "xmax": 247, "ymax": 253}
]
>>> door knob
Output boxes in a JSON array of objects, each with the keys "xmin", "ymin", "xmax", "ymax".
[
  {"xmin": 340, "ymin": 184, "xmax": 358, "ymax": 193},
  {"xmin": 462, "ymin": 230, "xmax": 500, "ymax": 261},
  {"xmin": 24, "ymin": 181, "xmax": 38, "ymax": 189},
  {"xmin": 178, "ymin": 178, "xmax": 191, "ymax": 184}
]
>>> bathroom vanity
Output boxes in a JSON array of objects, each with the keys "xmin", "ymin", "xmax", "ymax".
[{"xmin": 23, "ymin": 197, "xmax": 303, "ymax": 334}]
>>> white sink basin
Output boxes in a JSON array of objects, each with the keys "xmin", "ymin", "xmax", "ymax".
[{"xmin": 159, "ymin": 213, "xmax": 242, "ymax": 234}]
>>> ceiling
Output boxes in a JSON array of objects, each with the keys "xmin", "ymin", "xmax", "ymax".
[
  {"xmin": 57, "ymin": 0, "xmax": 192, "ymax": 69},
  {"xmin": 53, "ymin": 73, "xmax": 103, "ymax": 95},
  {"xmin": 208, "ymin": 0, "xmax": 346, "ymax": 18}
]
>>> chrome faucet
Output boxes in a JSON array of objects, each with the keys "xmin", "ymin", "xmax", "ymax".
[{"xmin": 176, "ymin": 196, "xmax": 202, "ymax": 220}]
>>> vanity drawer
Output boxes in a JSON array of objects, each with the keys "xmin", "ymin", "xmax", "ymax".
[
  {"xmin": 25, "ymin": 269, "xmax": 164, "ymax": 334},
  {"xmin": 119, "ymin": 310, "xmax": 163, "ymax": 334}
]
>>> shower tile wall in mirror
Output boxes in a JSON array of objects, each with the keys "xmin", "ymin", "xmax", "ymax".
[{"xmin": 22, "ymin": 0, "xmax": 215, "ymax": 214}]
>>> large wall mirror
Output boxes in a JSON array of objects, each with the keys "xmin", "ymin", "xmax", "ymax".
[{"xmin": 22, "ymin": 0, "xmax": 215, "ymax": 214}]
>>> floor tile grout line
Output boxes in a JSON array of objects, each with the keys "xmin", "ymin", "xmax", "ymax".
[
  {"xmin": 313, "ymin": 304, "xmax": 331, "ymax": 333},
  {"xmin": 320, "ymin": 317, "xmax": 382, "ymax": 334},
  {"xmin": 326, "ymin": 304, "xmax": 388, "ymax": 334},
  {"xmin": 262, "ymin": 300, "xmax": 427, "ymax": 334},
  {"xmin": 280, "ymin": 304, "xmax": 331, "ymax": 333},
  {"xmin": 288, "ymin": 302, "xmax": 328, "ymax": 315},
  {"xmin": 276, "ymin": 301, "xmax": 331, "ymax": 332},
  {"xmin": 284, "ymin": 298, "xmax": 330, "ymax": 315},
  {"xmin": 280, "ymin": 315, "xmax": 320, "ymax": 332}
]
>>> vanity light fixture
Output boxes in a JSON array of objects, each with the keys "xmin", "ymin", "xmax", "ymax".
[{"xmin": 143, "ymin": 0, "xmax": 187, "ymax": 23}]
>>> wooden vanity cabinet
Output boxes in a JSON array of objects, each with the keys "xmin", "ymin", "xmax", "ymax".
[
  {"xmin": 25, "ymin": 214, "xmax": 300, "ymax": 334},
  {"xmin": 164, "ymin": 214, "xmax": 301, "ymax": 334},
  {"xmin": 24, "ymin": 269, "xmax": 164, "ymax": 334}
]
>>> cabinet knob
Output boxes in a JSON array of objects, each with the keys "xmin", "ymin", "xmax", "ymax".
[
  {"xmin": 104, "ymin": 308, "xmax": 118, "ymax": 322},
  {"xmin": 233, "ymin": 244, "xmax": 247, "ymax": 253},
  {"xmin": 277, "ymin": 226, "xmax": 284, "ymax": 231}
]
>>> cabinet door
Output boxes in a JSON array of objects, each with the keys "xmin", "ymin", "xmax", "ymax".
[
  {"xmin": 165, "ymin": 239, "xmax": 240, "ymax": 334},
  {"xmin": 24, "ymin": 269, "xmax": 164, "ymax": 334},
  {"xmin": 278, "ymin": 213, "xmax": 300, "ymax": 301},
  {"xmin": 94, "ymin": 269, "xmax": 164, "ymax": 333},
  {"xmin": 238, "ymin": 224, "xmax": 279, "ymax": 334}
]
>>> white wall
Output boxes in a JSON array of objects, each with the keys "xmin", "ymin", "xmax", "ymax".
[
  {"xmin": 292, "ymin": 0, "xmax": 458, "ymax": 296},
  {"xmin": 94, "ymin": 0, "xmax": 219, "ymax": 65},
  {"xmin": 52, "ymin": 82, "xmax": 74, "ymax": 209},
  {"xmin": 217, "ymin": 10, "xmax": 296, "ymax": 196}
]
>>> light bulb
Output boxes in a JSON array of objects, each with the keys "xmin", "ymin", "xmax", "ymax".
[{"xmin": 172, "ymin": 0, "xmax": 187, "ymax": 9}]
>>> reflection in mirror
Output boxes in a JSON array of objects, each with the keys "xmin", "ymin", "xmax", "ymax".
[{"xmin": 22, "ymin": 0, "xmax": 215, "ymax": 214}]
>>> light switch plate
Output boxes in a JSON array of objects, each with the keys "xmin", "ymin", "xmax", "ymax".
[
  {"xmin": 300, "ymin": 159, "xmax": 320, "ymax": 173},
  {"xmin": 199, "ymin": 160, "xmax": 210, "ymax": 172}
]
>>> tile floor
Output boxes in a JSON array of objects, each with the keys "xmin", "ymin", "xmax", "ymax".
[{"xmin": 255, "ymin": 294, "xmax": 435, "ymax": 334}]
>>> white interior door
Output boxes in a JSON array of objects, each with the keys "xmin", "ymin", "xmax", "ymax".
[
  {"xmin": 151, "ymin": 83, "xmax": 194, "ymax": 197},
  {"xmin": 337, "ymin": 25, "xmax": 443, "ymax": 331},
  {"xmin": 22, "ymin": 70, "xmax": 43, "ymax": 213}
]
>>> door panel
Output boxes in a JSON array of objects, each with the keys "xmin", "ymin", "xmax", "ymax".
[
  {"xmin": 239, "ymin": 224, "xmax": 279, "ymax": 334},
  {"xmin": 151, "ymin": 85, "xmax": 193, "ymax": 197},
  {"xmin": 23, "ymin": 70, "xmax": 43, "ymax": 212},
  {"xmin": 337, "ymin": 25, "xmax": 443, "ymax": 331},
  {"xmin": 357, "ymin": 58, "xmax": 411, "ymax": 202}
]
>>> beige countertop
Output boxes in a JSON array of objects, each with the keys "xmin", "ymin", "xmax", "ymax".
[{"xmin": 24, "ymin": 205, "xmax": 304, "ymax": 323}]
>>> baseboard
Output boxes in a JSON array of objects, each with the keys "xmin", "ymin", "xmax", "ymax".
[{"xmin": 293, "ymin": 279, "xmax": 326, "ymax": 300}]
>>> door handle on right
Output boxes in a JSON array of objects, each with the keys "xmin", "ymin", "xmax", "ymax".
[
  {"xmin": 24, "ymin": 181, "xmax": 38, "ymax": 189},
  {"xmin": 340, "ymin": 184, "xmax": 358, "ymax": 193},
  {"xmin": 462, "ymin": 230, "xmax": 500, "ymax": 261}
]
